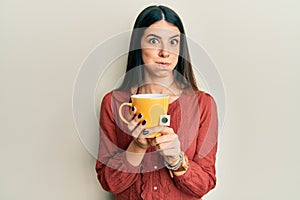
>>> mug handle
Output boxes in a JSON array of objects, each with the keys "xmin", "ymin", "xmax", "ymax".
[{"xmin": 118, "ymin": 102, "xmax": 132, "ymax": 124}]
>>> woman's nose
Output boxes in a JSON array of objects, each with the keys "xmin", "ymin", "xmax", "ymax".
[{"xmin": 158, "ymin": 48, "xmax": 170, "ymax": 58}]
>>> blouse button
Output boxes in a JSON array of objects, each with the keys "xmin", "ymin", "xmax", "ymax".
[
  {"xmin": 153, "ymin": 186, "xmax": 158, "ymax": 190},
  {"xmin": 154, "ymin": 165, "xmax": 157, "ymax": 170}
]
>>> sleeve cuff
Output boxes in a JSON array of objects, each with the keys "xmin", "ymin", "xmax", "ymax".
[{"xmin": 107, "ymin": 151, "xmax": 141, "ymax": 173}]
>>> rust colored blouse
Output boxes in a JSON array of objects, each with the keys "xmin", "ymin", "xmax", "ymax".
[{"xmin": 96, "ymin": 89, "xmax": 218, "ymax": 200}]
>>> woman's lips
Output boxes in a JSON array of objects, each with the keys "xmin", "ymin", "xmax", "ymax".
[{"xmin": 156, "ymin": 62, "xmax": 170, "ymax": 66}]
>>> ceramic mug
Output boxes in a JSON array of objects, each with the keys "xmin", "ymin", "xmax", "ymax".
[{"xmin": 118, "ymin": 94, "xmax": 170, "ymax": 138}]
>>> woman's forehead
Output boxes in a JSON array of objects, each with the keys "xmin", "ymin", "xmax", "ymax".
[{"xmin": 143, "ymin": 20, "xmax": 180, "ymax": 37}]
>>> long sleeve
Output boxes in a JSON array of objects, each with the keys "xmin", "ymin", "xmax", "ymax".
[
  {"xmin": 95, "ymin": 92, "xmax": 141, "ymax": 194},
  {"xmin": 173, "ymin": 93, "xmax": 218, "ymax": 198}
]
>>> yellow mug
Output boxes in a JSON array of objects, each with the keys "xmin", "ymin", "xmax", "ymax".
[{"xmin": 118, "ymin": 94, "xmax": 170, "ymax": 138}]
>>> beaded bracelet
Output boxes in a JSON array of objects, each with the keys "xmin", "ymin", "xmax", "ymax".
[{"xmin": 163, "ymin": 152, "xmax": 183, "ymax": 170}]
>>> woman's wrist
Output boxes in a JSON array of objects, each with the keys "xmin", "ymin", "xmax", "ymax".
[
  {"xmin": 126, "ymin": 140, "xmax": 147, "ymax": 166},
  {"xmin": 133, "ymin": 139, "xmax": 148, "ymax": 150},
  {"xmin": 126, "ymin": 140, "xmax": 147, "ymax": 154},
  {"xmin": 170, "ymin": 153, "xmax": 190, "ymax": 177},
  {"xmin": 169, "ymin": 154, "xmax": 182, "ymax": 166},
  {"xmin": 164, "ymin": 152, "xmax": 190, "ymax": 178},
  {"xmin": 164, "ymin": 152, "xmax": 183, "ymax": 170}
]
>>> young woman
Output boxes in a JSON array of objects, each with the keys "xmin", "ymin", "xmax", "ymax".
[{"xmin": 96, "ymin": 5, "xmax": 218, "ymax": 200}]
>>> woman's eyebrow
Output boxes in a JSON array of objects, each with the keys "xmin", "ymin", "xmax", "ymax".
[
  {"xmin": 146, "ymin": 33, "xmax": 180, "ymax": 39},
  {"xmin": 170, "ymin": 34, "xmax": 180, "ymax": 39}
]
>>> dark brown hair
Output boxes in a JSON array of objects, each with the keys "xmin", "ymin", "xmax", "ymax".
[{"xmin": 118, "ymin": 5, "xmax": 198, "ymax": 91}]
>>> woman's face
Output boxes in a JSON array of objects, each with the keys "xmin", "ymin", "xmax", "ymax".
[{"xmin": 141, "ymin": 20, "xmax": 180, "ymax": 79}]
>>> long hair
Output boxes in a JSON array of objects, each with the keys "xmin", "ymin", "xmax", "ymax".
[{"xmin": 118, "ymin": 5, "xmax": 198, "ymax": 91}]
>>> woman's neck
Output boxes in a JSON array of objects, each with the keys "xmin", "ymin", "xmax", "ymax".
[
  {"xmin": 140, "ymin": 76, "xmax": 174, "ymax": 93},
  {"xmin": 136, "ymin": 77, "xmax": 183, "ymax": 103},
  {"xmin": 138, "ymin": 83, "xmax": 172, "ymax": 94}
]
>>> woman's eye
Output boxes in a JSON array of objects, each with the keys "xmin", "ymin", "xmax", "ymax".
[
  {"xmin": 149, "ymin": 38, "xmax": 159, "ymax": 44},
  {"xmin": 170, "ymin": 39, "xmax": 179, "ymax": 45}
]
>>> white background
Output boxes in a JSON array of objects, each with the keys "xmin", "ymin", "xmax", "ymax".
[{"xmin": 1, "ymin": 0, "xmax": 300, "ymax": 199}]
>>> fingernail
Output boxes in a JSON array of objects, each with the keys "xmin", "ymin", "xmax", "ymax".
[
  {"xmin": 132, "ymin": 106, "xmax": 135, "ymax": 111},
  {"xmin": 138, "ymin": 113, "xmax": 142, "ymax": 119},
  {"xmin": 143, "ymin": 129, "xmax": 149, "ymax": 135},
  {"xmin": 142, "ymin": 120, "xmax": 146, "ymax": 125}
]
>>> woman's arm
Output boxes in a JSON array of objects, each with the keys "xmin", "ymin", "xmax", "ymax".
[
  {"xmin": 95, "ymin": 92, "xmax": 146, "ymax": 194},
  {"xmin": 172, "ymin": 93, "xmax": 218, "ymax": 198}
]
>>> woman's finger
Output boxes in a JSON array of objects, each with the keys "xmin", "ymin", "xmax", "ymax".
[
  {"xmin": 154, "ymin": 134, "xmax": 178, "ymax": 145},
  {"xmin": 144, "ymin": 125, "xmax": 163, "ymax": 136},
  {"xmin": 145, "ymin": 126, "xmax": 175, "ymax": 137},
  {"xmin": 127, "ymin": 113, "xmax": 143, "ymax": 132},
  {"xmin": 129, "ymin": 106, "xmax": 136, "ymax": 119},
  {"xmin": 131, "ymin": 119, "xmax": 147, "ymax": 138},
  {"xmin": 159, "ymin": 127, "xmax": 175, "ymax": 135}
]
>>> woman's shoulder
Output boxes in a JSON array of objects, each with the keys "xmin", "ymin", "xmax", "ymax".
[
  {"xmin": 194, "ymin": 90, "xmax": 217, "ymax": 114},
  {"xmin": 183, "ymin": 89, "xmax": 215, "ymax": 101},
  {"xmin": 195, "ymin": 90, "xmax": 214, "ymax": 100},
  {"xmin": 101, "ymin": 91, "xmax": 113, "ymax": 105},
  {"xmin": 190, "ymin": 90, "xmax": 217, "ymax": 109}
]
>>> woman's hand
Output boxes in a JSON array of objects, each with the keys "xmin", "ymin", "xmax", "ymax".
[
  {"xmin": 125, "ymin": 106, "xmax": 152, "ymax": 166},
  {"xmin": 127, "ymin": 106, "xmax": 150, "ymax": 150},
  {"xmin": 146, "ymin": 126, "xmax": 181, "ymax": 166}
]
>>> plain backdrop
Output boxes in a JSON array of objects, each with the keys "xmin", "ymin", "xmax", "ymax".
[{"xmin": 1, "ymin": 0, "xmax": 300, "ymax": 199}]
